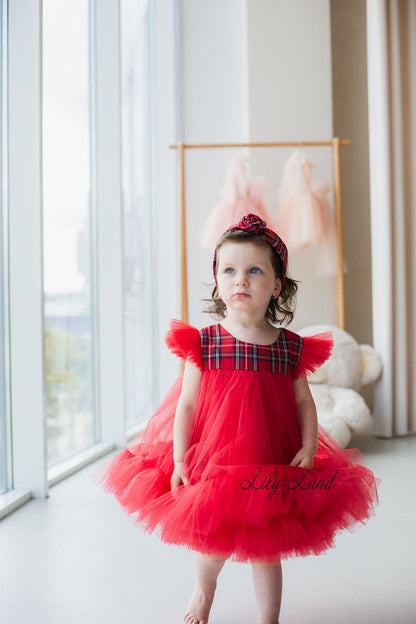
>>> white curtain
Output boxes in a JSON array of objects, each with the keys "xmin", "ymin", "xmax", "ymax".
[{"xmin": 367, "ymin": 0, "xmax": 416, "ymax": 436}]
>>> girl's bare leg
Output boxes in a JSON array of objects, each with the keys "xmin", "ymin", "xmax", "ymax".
[
  {"xmin": 184, "ymin": 552, "xmax": 227, "ymax": 624},
  {"xmin": 251, "ymin": 559, "xmax": 283, "ymax": 624}
]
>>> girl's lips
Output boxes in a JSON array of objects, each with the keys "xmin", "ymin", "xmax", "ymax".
[{"xmin": 233, "ymin": 293, "xmax": 249, "ymax": 297}]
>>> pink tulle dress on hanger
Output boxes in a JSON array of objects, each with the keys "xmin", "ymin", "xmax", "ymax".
[
  {"xmin": 200, "ymin": 157, "xmax": 270, "ymax": 251},
  {"xmin": 272, "ymin": 151, "xmax": 339, "ymax": 277}
]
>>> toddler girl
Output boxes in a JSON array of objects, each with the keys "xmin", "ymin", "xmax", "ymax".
[{"xmin": 92, "ymin": 213, "xmax": 379, "ymax": 624}]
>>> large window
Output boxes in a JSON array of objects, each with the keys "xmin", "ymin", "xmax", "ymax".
[
  {"xmin": 0, "ymin": 0, "xmax": 10, "ymax": 495},
  {"xmin": 120, "ymin": 0, "xmax": 156, "ymax": 430},
  {"xmin": 42, "ymin": 0, "xmax": 98, "ymax": 467}
]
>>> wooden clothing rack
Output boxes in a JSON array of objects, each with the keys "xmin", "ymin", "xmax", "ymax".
[{"xmin": 169, "ymin": 138, "xmax": 351, "ymax": 329}]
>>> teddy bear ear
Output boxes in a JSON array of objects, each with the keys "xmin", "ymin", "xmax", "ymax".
[{"xmin": 359, "ymin": 345, "xmax": 383, "ymax": 385}]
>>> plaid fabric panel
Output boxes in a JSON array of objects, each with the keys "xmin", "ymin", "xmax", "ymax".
[{"xmin": 200, "ymin": 324, "xmax": 302, "ymax": 374}]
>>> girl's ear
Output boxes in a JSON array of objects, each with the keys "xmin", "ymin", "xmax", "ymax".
[{"xmin": 274, "ymin": 278, "xmax": 282, "ymax": 298}]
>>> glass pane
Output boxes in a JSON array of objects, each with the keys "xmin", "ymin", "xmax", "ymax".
[
  {"xmin": 0, "ymin": 0, "xmax": 8, "ymax": 495},
  {"xmin": 120, "ymin": 0, "xmax": 156, "ymax": 429},
  {"xmin": 42, "ymin": 0, "xmax": 97, "ymax": 467}
]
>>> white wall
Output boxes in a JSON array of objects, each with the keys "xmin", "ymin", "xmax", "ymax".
[
  {"xmin": 331, "ymin": 0, "xmax": 372, "ymax": 347},
  {"xmin": 179, "ymin": 0, "xmax": 336, "ymax": 331},
  {"xmin": 180, "ymin": 0, "xmax": 249, "ymax": 328},
  {"xmin": 246, "ymin": 0, "xmax": 335, "ymax": 330},
  {"xmin": 331, "ymin": 0, "xmax": 375, "ymax": 409}
]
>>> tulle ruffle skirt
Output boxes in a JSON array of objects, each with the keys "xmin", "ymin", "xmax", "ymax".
[{"xmin": 91, "ymin": 369, "xmax": 379, "ymax": 563}]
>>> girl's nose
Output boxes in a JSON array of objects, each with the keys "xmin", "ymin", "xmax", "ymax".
[{"xmin": 236, "ymin": 273, "xmax": 248, "ymax": 286}]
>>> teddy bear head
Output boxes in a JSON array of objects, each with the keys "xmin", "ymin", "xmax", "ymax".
[{"xmin": 298, "ymin": 325, "xmax": 382, "ymax": 392}]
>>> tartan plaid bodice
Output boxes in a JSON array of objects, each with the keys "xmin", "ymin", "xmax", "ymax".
[{"xmin": 200, "ymin": 324, "xmax": 303, "ymax": 375}]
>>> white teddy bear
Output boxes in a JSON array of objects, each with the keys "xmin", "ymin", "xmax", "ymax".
[{"xmin": 298, "ymin": 325, "xmax": 383, "ymax": 449}]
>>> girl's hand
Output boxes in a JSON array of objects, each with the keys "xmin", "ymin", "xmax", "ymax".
[
  {"xmin": 170, "ymin": 461, "xmax": 189, "ymax": 491},
  {"xmin": 289, "ymin": 447, "xmax": 316, "ymax": 470}
]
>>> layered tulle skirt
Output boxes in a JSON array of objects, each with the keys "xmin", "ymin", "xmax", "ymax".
[{"xmin": 91, "ymin": 369, "xmax": 379, "ymax": 563}]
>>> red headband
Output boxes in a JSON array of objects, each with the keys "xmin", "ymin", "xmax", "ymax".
[{"xmin": 212, "ymin": 213, "xmax": 288, "ymax": 285}]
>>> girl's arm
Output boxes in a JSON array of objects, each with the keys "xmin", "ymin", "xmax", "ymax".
[
  {"xmin": 289, "ymin": 375, "xmax": 318, "ymax": 470},
  {"xmin": 171, "ymin": 359, "xmax": 202, "ymax": 490}
]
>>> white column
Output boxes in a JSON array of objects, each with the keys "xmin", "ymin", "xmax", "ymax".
[
  {"xmin": 388, "ymin": 0, "xmax": 409, "ymax": 435},
  {"xmin": 94, "ymin": 0, "xmax": 126, "ymax": 447},
  {"xmin": 8, "ymin": 0, "xmax": 48, "ymax": 497},
  {"xmin": 366, "ymin": 0, "xmax": 393, "ymax": 436},
  {"xmin": 154, "ymin": 0, "xmax": 182, "ymax": 398}
]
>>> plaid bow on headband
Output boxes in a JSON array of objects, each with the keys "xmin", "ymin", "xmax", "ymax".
[{"xmin": 212, "ymin": 213, "xmax": 288, "ymax": 285}]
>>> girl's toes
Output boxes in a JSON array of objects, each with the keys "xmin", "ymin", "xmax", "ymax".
[{"xmin": 184, "ymin": 583, "xmax": 214, "ymax": 624}]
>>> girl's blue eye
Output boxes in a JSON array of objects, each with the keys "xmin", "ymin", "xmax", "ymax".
[
  {"xmin": 250, "ymin": 267, "xmax": 261, "ymax": 273},
  {"xmin": 224, "ymin": 268, "xmax": 234, "ymax": 274}
]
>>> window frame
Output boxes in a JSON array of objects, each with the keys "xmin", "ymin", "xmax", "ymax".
[
  {"xmin": 1, "ymin": 0, "xmax": 177, "ymax": 519},
  {"xmin": 0, "ymin": 0, "xmax": 13, "ymax": 498}
]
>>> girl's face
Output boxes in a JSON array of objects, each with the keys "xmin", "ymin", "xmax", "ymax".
[{"xmin": 216, "ymin": 241, "xmax": 282, "ymax": 316}]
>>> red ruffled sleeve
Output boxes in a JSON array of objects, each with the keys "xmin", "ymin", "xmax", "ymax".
[
  {"xmin": 164, "ymin": 318, "xmax": 204, "ymax": 372},
  {"xmin": 293, "ymin": 332, "xmax": 333, "ymax": 379}
]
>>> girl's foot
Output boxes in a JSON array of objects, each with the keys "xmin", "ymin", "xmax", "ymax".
[{"xmin": 183, "ymin": 583, "xmax": 216, "ymax": 624}]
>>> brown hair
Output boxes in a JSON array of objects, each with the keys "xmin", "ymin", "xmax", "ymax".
[{"xmin": 202, "ymin": 229, "xmax": 298, "ymax": 325}]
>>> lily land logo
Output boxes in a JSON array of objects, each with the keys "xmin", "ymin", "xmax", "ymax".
[{"xmin": 240, "ymin": 469, "xmax": 338, "ymax": 498}]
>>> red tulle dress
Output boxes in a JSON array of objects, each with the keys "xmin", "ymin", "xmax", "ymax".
[{"xmin": 91, "ymin": 319, "xmax": 379, "ymax": 564}]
